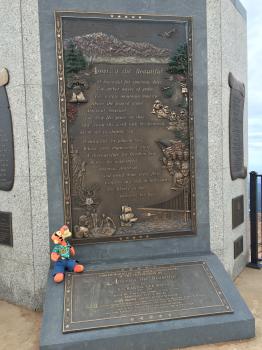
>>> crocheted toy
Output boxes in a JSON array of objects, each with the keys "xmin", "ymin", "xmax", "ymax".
[{"xmin": 51, "ymin": 225, "xmax": 84, "ymax": 283}]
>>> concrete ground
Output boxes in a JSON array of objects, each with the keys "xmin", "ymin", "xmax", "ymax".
[{"xmin": 0, "ymin": 267, "xmax": 261, "ymax": 350}]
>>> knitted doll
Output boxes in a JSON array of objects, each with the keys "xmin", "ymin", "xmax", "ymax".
[{"xmin": 51, "ymin": 225, "xmax": 84, "ymax": 283}]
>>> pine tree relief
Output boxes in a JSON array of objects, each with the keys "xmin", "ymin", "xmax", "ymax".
[
  {"xmin": 64, "ymin": 40, "xmax": 87, "ymax": 77},
  {"xmin": 167, "ymin": 44, "xmax": 188, "ymax": 75}
]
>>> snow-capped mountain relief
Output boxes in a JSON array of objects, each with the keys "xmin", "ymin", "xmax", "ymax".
[{"xmin": 64, "ymin": 32, "xmax": 171, "ymax": 58}]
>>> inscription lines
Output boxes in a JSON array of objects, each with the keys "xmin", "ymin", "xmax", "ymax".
[{"xmin": 64, "ymin": 263, "xmax": 232, "ymax": 331}]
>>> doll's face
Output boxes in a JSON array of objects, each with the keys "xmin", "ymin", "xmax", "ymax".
[{"xmin": 51, "ymin": 225, "xmax": 72, "ymax": 244}]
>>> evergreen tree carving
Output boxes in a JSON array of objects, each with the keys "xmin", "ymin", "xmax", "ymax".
[
  {"xmin": 167, "ymin": 44, "xmax": 188, "ymax": 75},
  {"xmin": 64, "ymin": 40, "xmax": 86, "ymax": 77}
]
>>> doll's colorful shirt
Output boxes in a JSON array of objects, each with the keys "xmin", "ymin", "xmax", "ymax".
[{"xmin": 52, "ymin": 242, "xmax": 71, "ymax": 259}]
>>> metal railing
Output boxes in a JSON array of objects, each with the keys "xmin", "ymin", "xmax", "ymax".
[{"xmin": 247, "ymin": 171, "xmax": 262, "ymax": 269}]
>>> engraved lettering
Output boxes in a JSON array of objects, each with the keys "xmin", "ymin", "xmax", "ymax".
[{"xmin": 59, "ymin": 15, "xmax": 194, "ymax": 241}]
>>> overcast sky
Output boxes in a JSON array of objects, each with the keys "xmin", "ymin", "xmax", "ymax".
[{"xmin": 240, "ymin": 0, "xmax": 262, "ymax": 173}]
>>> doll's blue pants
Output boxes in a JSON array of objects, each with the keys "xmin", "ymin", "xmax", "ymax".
[{"xmin": 52, "ymin": 259, "xmax": 76, "ymax": 276}]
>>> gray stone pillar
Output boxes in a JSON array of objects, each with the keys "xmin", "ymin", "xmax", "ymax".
[
  {"xmin": 207, "ymin": 0, "xmax": 248, "ymax": 278},
  {"xmin": 0, "ymin": 0, "xmax": 49, "ymax": 309}
]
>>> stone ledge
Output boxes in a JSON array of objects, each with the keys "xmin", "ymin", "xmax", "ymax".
[{"xmin": 40, "ymin": 253, "xmax": 254, "ymax": 350}]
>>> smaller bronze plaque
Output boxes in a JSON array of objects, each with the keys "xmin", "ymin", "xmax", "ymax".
[
  {"xmin": 228, "ymin": 73, "xmax": 247, "ymax": 180},
  {"xmin": 0, "ymin": 70, "xmax": 15, "ymax": 191},
  {"xmin": 0, "ymin": 211, "xmax": 13, "ymax": 246},
  {"xmin": 232, "ymin": 195, "xmax": 244, "ymax": 229},
  {"xmin": 234, "ymin": 236, "xmax": 244, "ymax": 259},
  {"xmin": 63, "ymin": 262, "xmax": 232, "ymax": 333}
]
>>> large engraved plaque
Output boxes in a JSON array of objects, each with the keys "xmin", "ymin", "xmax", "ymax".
[
  {"xmin": 229, "ymin": 73, "xmax": 247, "ymax": 180},
  {"xmin": 55, "ymin": 13, "xmax": 196, "ymax": 243},
  {"xmin": 63, "ymin": 262, "xmax": 232, "ymax": 333}
]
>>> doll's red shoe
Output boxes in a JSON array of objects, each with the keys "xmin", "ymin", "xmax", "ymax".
[
  {"xmin": 54, "ymin": 273, "xmax": 64, "ymax": 283},
  {"xmin": 74, "ymin": 264, "xmax": 84, "ymax": 273}
]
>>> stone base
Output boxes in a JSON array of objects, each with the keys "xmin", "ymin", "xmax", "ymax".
[{"xmin": 40, "ymin": 253, "xmax": 254, "ymax": 350}]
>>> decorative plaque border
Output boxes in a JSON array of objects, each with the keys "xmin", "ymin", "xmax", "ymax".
[
  {"xmin": 55, "ymin": 12, "xmax": 196, "ymax": 243},
  {"xmin": 63, "ymin": 262, "xmax": 233, "ymax": 333}
]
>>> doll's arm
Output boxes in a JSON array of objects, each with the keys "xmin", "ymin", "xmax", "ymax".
[
  {"xmin": 51, "ymin": 252, "xmax": 60, "ymax": 262},
  {"xmin": 70, "ymin": 246, "xmax": 75, "ymax": 256}
]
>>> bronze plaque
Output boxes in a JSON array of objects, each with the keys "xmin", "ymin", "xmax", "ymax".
[
  {"xmin": 55, "ymin": 12, "xmax": 196, "ymax": 243},
  {"xmin": 232, "ymin": 195, "xmax": 244, "ymax": 229},
  {"xmin": 0, "ymin": 73, "xmax": 14, "ymax": 191},
  {"xmin": 0, "ymin": 211, "xmax": 13, "ymax": 246},
  {"xmin": 63, "ymin": 262, "xmax": 232, "ymax": 333},
  {"xmin": 229, "ymin": 73, "xmax": 247, "ymax": 180},
  {"xmin": 234, "ymin": 236, "xmax": 244, "ymax": 259}
]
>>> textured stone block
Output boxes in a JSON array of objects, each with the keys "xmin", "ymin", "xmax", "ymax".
[
  {"xmin": 0, "ymin": 0, "xmax": 24, "ymax": 87},
  {"xmin": 25, "ymin": 85, "xmax": 47, "ymax": 178},
  {"xmin": 34, "ymin": 263, "xmax": 50, "ymax": 310},
  {"xmin": 0, "ymin": 0, "xmax": 48, "ymax": 310},
  {"xmin": 0, "ymin": 258, "xmax": 35, "ymax": 308},
  {"xmin": 207, "ymin": 0, "xmax": 248, "ymax": 276},
  {"xmin": 0, "ymin": 176, "xmax": 33, "ymax": 264},
  {"xmin": 30, "ymin": 175, "xmax": 50, "ymax": 267},
  {"xmin": 21, "ymin": 0, "xmax": 42, "ymax": 86}
]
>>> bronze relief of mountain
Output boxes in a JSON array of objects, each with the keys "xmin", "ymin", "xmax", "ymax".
[{"xmin": 65, "ymin": 32, "xmax": 170, "ymax": 58}]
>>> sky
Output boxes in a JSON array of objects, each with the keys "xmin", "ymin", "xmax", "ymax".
[{"xmin": 241, "ymin": 0, "xmax": 262, "ymax": 173}]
